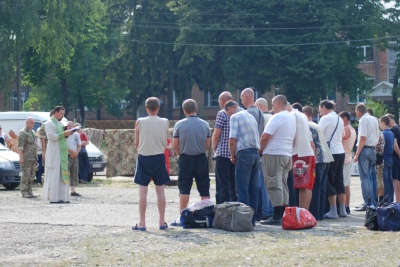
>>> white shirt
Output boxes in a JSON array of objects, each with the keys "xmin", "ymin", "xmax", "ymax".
[
  {"xmin": 66, "ymin": 132, "xmax": 81, "ymax": 152},
  {"xmin": 357, "ymin": 113, "xmax": 379, "ymax": 147},
  {"xmin": 318, "ymin": 111, "xmax": 345, "ymax": 154},
  {"xmin": 291, "ymin": 109, "xmax": 314, "ymax": 157},
  {"xmin": 263, "ymin": 110, "xmax": 296, "ymax": 157}
]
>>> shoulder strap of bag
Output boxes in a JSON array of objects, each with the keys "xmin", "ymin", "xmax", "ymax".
[{"xmin": 330, "ymin": 116, "xmax": 339, "ymax": 142}]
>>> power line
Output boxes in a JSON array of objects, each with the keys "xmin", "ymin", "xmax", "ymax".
[{"xmin": 108, "ymin": 35, "xmax": 400, "ymax": 47}]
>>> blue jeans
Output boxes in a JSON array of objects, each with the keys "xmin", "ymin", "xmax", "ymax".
[
  {"xmin": 383, "ymin": 161, "xmax": 394, "ymax": 203},
  {"xmin": 257, "ymin": 166, "xmax": 273, "ymax": 219},
  {"xmin": 309, "ymin": 163, "xmax": 329, "ymax": 220},
  {"xmin": 287, "ymin": 170, "xmax": 296, "ymax": 206},
  {"xmin": 215, "ymin": 156, "xmax": 237, "ymax": 204},
  {"xmin": 235, "ymin": 148, "xmax": 260, "ymax": 224},
  {"xmin": 358, "ymin": 147, "xmax": 376, "ymax": 205},
  {"xmin": 79, "ymin": 148, "xmax": 90, "ymax": 182},
  {"xmin": 370, "ymin": 161, "xmax": 377, "ymax": 203}
]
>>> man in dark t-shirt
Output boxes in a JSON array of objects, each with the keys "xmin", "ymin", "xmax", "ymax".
[{"xmin": 386, "ymin": 114, "xmax": 400, "ymax": 203}]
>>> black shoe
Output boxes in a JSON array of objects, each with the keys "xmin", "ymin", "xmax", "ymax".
[
  {"xmin": 260, "ymin": 215, "xmax": 271, "ymax": 221},
  {"xmin": 260, "ymin": 217, "xmax": 282, "ymax": 225},
  {"xmin": 354, "ymin": 205, "xmax": 366, "ymax": 212},
  {"xmin": 79, "ymin": 180, "xmax": 88, "ymax": 184},
  {"xmin": 346, "ymin": 207, "xmax": 350, "ymax": 215}
]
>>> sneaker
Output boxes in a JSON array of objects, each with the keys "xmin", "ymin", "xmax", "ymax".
[
  {"xmin": 260, "ymin": 217, "xmax": 282, "ymax": 225},
  {"xmin": 170, "ymin": 218, "xmax": 182, "ymax": 227},
  {"xmin": 70, "ymin": 192, "xmax": 81, "ymax": 196},
  {"xmin": 354, "ymin": 205, "xmax": 367, "ymax": 212},
  {"xmin": 22, "ymin": 194, "xmax": 33, "ymax": 198},
  {"xmin": 79, "ymin": 180, "xmax": 88, "ymax": 184}
]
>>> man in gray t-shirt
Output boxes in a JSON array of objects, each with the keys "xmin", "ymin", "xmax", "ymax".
[{"xmin": 171, "ymin": 99, "xmax": 211, "ymax": 227}]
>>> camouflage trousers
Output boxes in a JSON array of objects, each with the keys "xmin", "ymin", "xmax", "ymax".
[
  {"xmin": 21, "ymin": 161, "xmax": 36, "ymax": 196},
  {"xmin": 68, "ymin": 156, "xmax": 79, "ymax": 187}
]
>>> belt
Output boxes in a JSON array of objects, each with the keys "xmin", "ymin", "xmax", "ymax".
[{"xmin": 364, "ymin": 145, "xmax": 375, "ymax": 149}]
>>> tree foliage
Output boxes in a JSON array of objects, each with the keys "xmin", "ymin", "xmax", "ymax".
[{"xmin": 1, "ymin": 0, "xmax": 400, "ymax": 119}]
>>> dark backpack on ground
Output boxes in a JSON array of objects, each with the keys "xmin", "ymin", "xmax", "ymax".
[
  {"xmin": 180, "ymin": 205, "xmax": 215, "ymax": 229},
  {"xmin": 377, "ymin": 203, "xmax": 400, "ymax": 231}
]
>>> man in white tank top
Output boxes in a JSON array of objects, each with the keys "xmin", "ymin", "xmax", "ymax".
[{"xmin": 133, "ymin": 97, "xmax": 170, "ymax": 231}]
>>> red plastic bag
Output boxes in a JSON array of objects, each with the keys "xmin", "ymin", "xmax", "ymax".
[{"xmin": 282, "ymin": 206, "xmax": 317, "ymax": 230}]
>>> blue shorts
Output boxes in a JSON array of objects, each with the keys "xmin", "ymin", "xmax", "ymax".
[
  {"xmin": 134, "ymin": 154, "xmax": 170, "ymax": 186},
  {"xmin": 178, "ymin": 153, "xmax": 210, "ymax": 196}
]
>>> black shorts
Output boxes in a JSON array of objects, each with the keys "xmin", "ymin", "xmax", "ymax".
[
  {"xmin": 178, "ymin": 153, "xmax": 210, "ymax": 196},
  {"xmin": 392, "ymin": 155, "xmax": 400, "ymax": 180},
  {"xmin": 134, "ymin": 154, "xmax": 170, "ymax": 186},
  {"xmin": 327, "ymin": 153, "xmax": 345, "ymax": 196}
]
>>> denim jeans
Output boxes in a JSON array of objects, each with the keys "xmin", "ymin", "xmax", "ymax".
[
  {"xmin": 370, "ymin": 161, "xmax": 377, "ymax": 203},
  {"xmin": 383, "ymin": 161, "xmax": 394, "ymax": 203},
  {"xmin": 235, "ymin": 148, "xmax": 260, "ymax": 224},
  {"xmin": 79, "ymin": 148, "xmax": 90, "ymax": 182},
  {"xmin": 215, "ymin": 156, "xmax": 237, "ymax": 204},
  {"xmin": 287, "ymin": 170, "xmax": 296, "ymax": 206},
  {"xmin": 257, "ymin": 165, "xmax": 273, "ymax": 219},
  {"xmin": 358, "ymin": 147, "xmax": 376, "ymax": 205},
  {"xmin": 309, "ymin": 163, "xmax": 329, "ymax": 220}
]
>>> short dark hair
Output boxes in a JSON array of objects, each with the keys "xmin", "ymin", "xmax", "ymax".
[
  {"xmin": 292, "ymin": 102, "xmax": 303, "ymax": 112},
  {"xmin": 367, "ymin": 108, "xmax": 373, "ymax": 116},
  {"xmin": 380, "ymin": 115, "xmax": 390, "ymax": 126},
  {"xmin": 339, "ymin": 111, "xmax": 351, "ymax": 121},
  {"xmin": 145, "ymin": 97, "xmax": 160, "ymax": 111},
  {"xmin": 302, "ymin": 106, "xmax": 313, "ymax": 117},
  {"xmin": 319, "ymin": 100, "xmax": 335, "ymax": 110},
  {"xmin": 224, "ymin": 100, "xmax": 239, "ymax": 110},
  {"xmin": 53, "ymin": 106, "xmax": 65, "ymax": 113}
]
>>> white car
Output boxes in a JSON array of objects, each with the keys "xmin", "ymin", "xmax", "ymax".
[{"xmin": 0, "ymin": 144, "xmax": 22, "ymax": 190}]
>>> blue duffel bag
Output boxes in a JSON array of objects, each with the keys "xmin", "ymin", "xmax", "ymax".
[{"xmin": 377, "ymin": 203, "xmax": 400, "ymax": 231}]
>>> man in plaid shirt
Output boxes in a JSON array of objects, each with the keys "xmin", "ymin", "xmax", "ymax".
[{"xmin": 212, "ymin": 91, "xmax": 237, "ymax": 204}]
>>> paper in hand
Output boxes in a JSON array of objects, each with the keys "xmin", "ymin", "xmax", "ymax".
[{"xmin": 68, "ymin": 126, "xmax": 80, "ymax": 133}]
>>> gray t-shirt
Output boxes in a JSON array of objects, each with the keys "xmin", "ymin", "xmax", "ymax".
[
  {"xmin": 173, "ymin": 116, "xmax": 211, "ymax": 155},
  {"xmin": 246, "ymin": 106, "xmax": 265, "ymax": 137},
  {"xmin": 66, "ymin": 132, "xmax": 81, "ymax": 153}
]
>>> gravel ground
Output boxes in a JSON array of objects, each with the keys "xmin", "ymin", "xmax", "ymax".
[{"xmin": 0, "ymin": 176, "xmax": 399, "ymax": 267}]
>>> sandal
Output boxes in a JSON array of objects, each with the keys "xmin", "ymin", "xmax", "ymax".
[
  {"xmin": 159, "ymin": 223, "xmax": 168, "ymax": 230},
  {"xmin": 132, "ymin": 223, "xmax": 146, "ymax": 231}
]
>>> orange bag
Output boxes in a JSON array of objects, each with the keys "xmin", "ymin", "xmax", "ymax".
[{"xmin": 282, "ymin": 206, "xmax": 317, "ymax": 230}]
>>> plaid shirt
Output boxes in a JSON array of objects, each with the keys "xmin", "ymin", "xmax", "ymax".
[
  {"xmin": 229, "ymin": 110, "xmax": 260, "ymax": 154},
  {"xmin": 215, "ymin": 110, "xmax": 231, "ymax": 158}
]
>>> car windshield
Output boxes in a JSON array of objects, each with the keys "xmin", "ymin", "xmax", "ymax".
[{"xmin": 0, "ymin": 144, "xmax": 7, "ymax": 151}]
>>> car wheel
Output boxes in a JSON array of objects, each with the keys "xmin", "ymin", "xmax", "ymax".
[
  {"xmin": 88, "ymin": 172, "xmax": 94, "ymax": 182},
  {"xmin": 2, "ymin": 182, "xmax": 20, "ymax": 190}
]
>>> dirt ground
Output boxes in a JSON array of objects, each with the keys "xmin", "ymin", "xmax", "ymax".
[{"xmin": 0, "ymin": 176, "xmax": 399, "ymax": 267}]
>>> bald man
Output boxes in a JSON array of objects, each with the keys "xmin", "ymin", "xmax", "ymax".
[
  {"xmin": 255, "ymin": 98, "xmax": 272, "ymax": 126},
  {"xmin": 212, "ymin": 91, "xmax": 237, "ymax": 203},
  {"xmin": 18, "ymin": 117, "xmax": 38, "ymax": 198}
]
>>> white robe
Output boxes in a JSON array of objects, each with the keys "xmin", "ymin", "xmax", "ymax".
[{"xmin": 42, "ymin": 119, "xmax": 69, "ymax": 202}]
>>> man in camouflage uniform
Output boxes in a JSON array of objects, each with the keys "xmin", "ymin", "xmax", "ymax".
[{"xmin": 18, "ymin": 117, "xmax": 38, "ymax": 198}]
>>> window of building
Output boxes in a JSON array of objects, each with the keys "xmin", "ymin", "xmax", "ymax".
[
  {"xmin": 358, "ymin": 46, "xmax": 374, "ymax": 62},
  {"xmin": 388, "ymin": 48, "xmax": 398, "ymax": 83},
  {"xmin": 172, "ymin": 91, "xmax": 180, "ymax": 109},
  {"xmin": 204, "ymin": 90, "xmax": 219, "ymax": 107}
]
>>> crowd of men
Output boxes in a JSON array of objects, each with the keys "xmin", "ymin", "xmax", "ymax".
[
  {"xmin": 129, "ymin": 90, "xmax": 400, "ymax": 230},
  {"xmin": 17, "ymin": 107, "xmax": 91, "ymax": 202}
]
